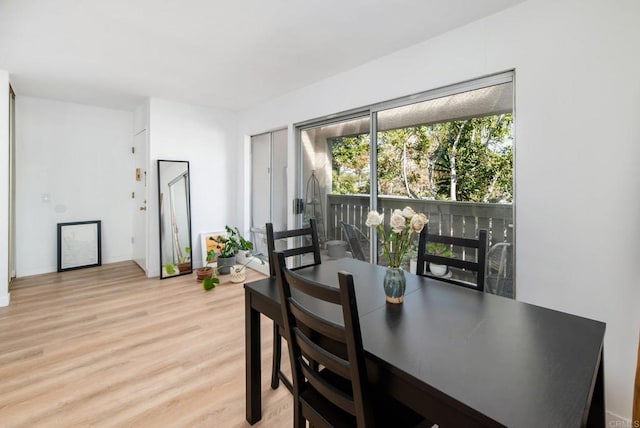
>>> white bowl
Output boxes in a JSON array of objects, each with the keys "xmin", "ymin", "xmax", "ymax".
[{"xmin": 429, "ymin": 263, "xmax": 448, "ymax": 276}]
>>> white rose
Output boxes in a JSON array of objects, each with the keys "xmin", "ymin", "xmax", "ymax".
[
  {"xmin": 389, "ymin": 210, "xmax": 406, "ymax": 234},
  {"xmin": 402, "ymin": 206, "xmax": 416, "ymax": 219},
  {"xmin": 410, "ymin": 213, "xmax": 427, "ymax": 233},
  {"xmin": 365, "ymin": 211, "xmax": 384, "ymax": 227}
]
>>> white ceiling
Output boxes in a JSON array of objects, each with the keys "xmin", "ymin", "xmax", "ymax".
[{"xmin": 0, "ymin": 0, "xmax": 524, "ymax": 111}]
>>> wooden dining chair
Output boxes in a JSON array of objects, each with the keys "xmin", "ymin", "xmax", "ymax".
[
  {"xmin": 266, "ymin": 219, "xmax": 322, "ymax": 392},
  {"xmin": 416, "ymin": 225, "xmax": 488, "ymax": 291},
  {"xmin": 274, "ymin": 251, "xmax": 432, "ymax": 428}
]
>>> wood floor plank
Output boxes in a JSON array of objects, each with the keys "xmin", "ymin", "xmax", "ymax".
[{"xmin": 0, "ymin": 261, "xmax": 292, "ymax": 427}]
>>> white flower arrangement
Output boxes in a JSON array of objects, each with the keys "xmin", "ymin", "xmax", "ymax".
[{"xmin": 365, "ymin": 206, "xmax": 428, "ymax": 268}]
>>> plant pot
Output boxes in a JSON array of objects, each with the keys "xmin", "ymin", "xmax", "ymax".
[
  {"xmin": 196, "ymin": 267, "xmax": 213, "ymax": 281},
  {"xmin": 236, "ymin": 251, "xmax": 251, "ymax": 266},
  {"xmin": 217, "ymin": 256, "xmax": 236, "ymax": 275},
  {"xmin": 326, "ymin": 240, "xmax": 347, "ymax": 258},
  {"xmin": 230, "ymin": 265, "xmax": 246, "ymax": 283},
  {"xmin": 429, "ymin": 263, "xmax": 448, "ymax": 277},
  {"xmin": 177, "ymin": 262, "xmax": 191, "ymax": 273}
]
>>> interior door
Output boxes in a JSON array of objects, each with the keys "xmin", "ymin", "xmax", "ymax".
[
  {"xmin": 250, "ymin": 129, "xmax": 287, "ymax": 261},
  {"xmin": 132, "ymin": 129, "xmax": 148, "ymax": 272}
]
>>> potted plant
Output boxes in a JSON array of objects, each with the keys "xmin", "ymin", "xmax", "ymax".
[
  {"xmin": 196, "ymin": 249, "xmax": 217, "ymax": 281},
  {"xmin": 177, "ymin": 246, "xmax": 191, "ymax": 273},
  {"xmin": 210, "ymin": 226, "xmax": 255, "ymax": 274},
  {"xmin": 226, "ymin": 255, "xmax": 265, "ymax": 283},
  {"xmin": 229, "ymin": 227, "xmax": 254, "ymax": 265},
  {"xmin": 201, "ymin": 253, "xmax": 264, "ymax": 290},
  {"xmin": 427, "ymin": 242, "xmax": 454, "ymax": 276}
]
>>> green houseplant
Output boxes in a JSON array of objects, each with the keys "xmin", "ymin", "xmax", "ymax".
[
  {"xmin": 177, "ymin": 246, "xmax": 191, "ymax": 273},
  {"xmin": 209, "ymin": 226, "xmax": 255, "ymax": 274},
  {"xmin": 196, "ymin": 249, "xmax": 216, "ymax": 280}
]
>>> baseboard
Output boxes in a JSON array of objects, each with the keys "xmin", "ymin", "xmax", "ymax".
[
  {"xmin": 0, "ymin": 292, "xmax": 10, "ymax": 307},
  {"xmin": 606, "ymin": 411, "xmax": 634, "ymax": 427}
]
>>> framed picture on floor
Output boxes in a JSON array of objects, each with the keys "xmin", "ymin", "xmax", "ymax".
[
  {"xmin": 200, "ymin": 230, "xmax": 226, "ymax": 267},
  {"xmin": 57, "ymin": 220, "xmax": 102, "ymax": 272}
]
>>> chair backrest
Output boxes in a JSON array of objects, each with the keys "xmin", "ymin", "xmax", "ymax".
[
  {"xmin": 340, "ymin": 222, "xmax": 366, "ymax": 261},
  {"xmin": 274, "ymin": 251, "xmax": 373, "ymax": 427},
  {"xmin": 485, "ymin": 242, "xmax": 512, "ymax": 296},
  {"xmin": 416, "ymin": 225, "xmax": 488, "ymax": 291},
  {"xmin": 266, "ymin": 219, "xmax": 321, "ymax": 278}
]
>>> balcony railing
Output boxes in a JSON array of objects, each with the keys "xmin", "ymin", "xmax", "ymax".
[
  {"xmin": 326, "ymin": 194, "xmax": 513, "ymax": 246},
  {"xmin": 326, "ymin": 194, "xmax": 514, "ymax": 297}
]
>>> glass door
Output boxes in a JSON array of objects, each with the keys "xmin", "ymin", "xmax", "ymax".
[{"xmin": 298, "ymin": 113, "xmax": 371, "ymax": 260}]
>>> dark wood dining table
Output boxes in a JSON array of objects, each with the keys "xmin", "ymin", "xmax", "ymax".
[{"xmin": 244, "ymin": 258, "xmax": 605, "ymax": 427}]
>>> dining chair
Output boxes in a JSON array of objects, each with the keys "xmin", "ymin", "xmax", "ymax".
[
  {"xmin": 273, "ymin": 251, "xmax": 432, "ymax": 428},
  {"xmin": 415, "ymin": 226, "xmax": 488, "ymax": 291},
  {"xmin": 266, "ymin": 219, "xmax": 322, "ymax": 392},
  {"xmin": 340, "ymin": 222, "xmax": 367, "ymax": 261}
]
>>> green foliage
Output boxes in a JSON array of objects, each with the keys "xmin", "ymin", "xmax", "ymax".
[
  {"xmin": 330, "ymin": 135, "xmax": 371, "ymax": 195},
  {"xmin": 202, "ymin": 275, "xmax": 219, "ymax": 291},
  {"xmin": 427, "ymin": 242, "xmax": 455, "ymax": 258},
  {"xmin": 209, "ymin": 226, "xmax": 254, "ymax": 258},
  {"xmin": 165, "ymin": 264, "xmax": 176, "ymax": 275},
  {"xmin": 330, "ymin": 114, "xmax": 513, "ymax": 203},
  {"xmin": 178, "ymin": 246, "xmax": 191, "ymax": 263}
]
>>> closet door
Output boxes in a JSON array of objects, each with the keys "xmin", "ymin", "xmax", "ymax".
[{"xmin": 250, "ymin": 129, "xmax": 288, "ymax": 258}]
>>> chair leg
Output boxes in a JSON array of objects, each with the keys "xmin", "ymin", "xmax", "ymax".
[{"xmin": 270, "ymin": 321, "xmax": 281, "ymax": 389}]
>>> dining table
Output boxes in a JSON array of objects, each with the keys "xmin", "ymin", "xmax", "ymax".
[{"xmin": 244, "ymin": 258, "xmax": 605, "ymax": 427}]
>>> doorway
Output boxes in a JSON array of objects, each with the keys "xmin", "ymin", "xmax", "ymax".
[{"xmin": 132, "ymin": 129, "xmax": 148, "ymax": 273}]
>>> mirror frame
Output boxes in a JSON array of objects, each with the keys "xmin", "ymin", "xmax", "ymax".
[{"xmin": 157, "ymin": 159, "xmax": 193, "ymax": 279}]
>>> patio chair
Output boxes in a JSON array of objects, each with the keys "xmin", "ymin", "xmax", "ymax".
[
  {"xmin": 340, "ymin": 222, "xmax": 368, "ymax": 261},
  {"xmin": 485, "ymin": 242, "xmax": 512, "ymax": 297},
  {"xmin": 265, "ymin": 219, "xmax": 321, "ymax": 392},
  {"xmin": 416, "ymin": 226, "xmax": 488, "ymax": 291},
  {"xmin": 273, "ymin": 251, "xmax": 432, "ymax": 427}
]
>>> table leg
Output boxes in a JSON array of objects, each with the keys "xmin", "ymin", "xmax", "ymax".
[
  {"xmin": 586, "ymin": 349, "xmax": 605, "ymax": 428},
  {"xmin": 245, "ymin": 290, "xmax": 262, "ymax": 424}
]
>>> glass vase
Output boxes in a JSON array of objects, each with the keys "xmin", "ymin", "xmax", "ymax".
[{"xmin": 383, "ymin": 267, "xmax": 406, "ymax": 304}]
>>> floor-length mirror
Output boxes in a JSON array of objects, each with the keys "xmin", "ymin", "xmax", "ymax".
[{"xmin": 158, "ymin": 160, "xmax": 192, "ymax": 279}]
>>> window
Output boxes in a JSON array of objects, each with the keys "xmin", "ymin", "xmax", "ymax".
[{"xmin": 297, "ymin": 72, "xmax": 515, "ymax": 297}]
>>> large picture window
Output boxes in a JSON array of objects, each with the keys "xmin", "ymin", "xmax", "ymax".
[{"xmin": 297, "ymin": 72, "xmax": 515, "ymax": 297}]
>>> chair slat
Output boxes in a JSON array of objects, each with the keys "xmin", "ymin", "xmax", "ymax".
[
  {"xmin": 300, "ymin": 359, "xmax": 356, "ymax": 416},
  {"xmin": 289, "ymin": 300, "xmax": 346, "ymax": 343},
  {"xmin": 286, "ymin": 269, "xmax": 341, "ymax": 305},
  {"xmin": 294, "ymin": 328, "xmax": 351, "ymax": 379},
  {"xmin": 416, "ymin": 225, "xmax": 488, "ymax": 291}
]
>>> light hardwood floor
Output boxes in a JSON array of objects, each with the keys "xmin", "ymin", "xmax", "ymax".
[{"xmin": 0, "ymin": 262, "xmax": 292, "ymax": 427}]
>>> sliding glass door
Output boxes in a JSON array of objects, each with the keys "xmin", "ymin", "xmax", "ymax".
[
  {"xmin": 297, "ymin": 72, "xmax": 515, "ymax": 297},
  {"xmin": 298, "ymin": 113, "xmax": 371, "ymax": 260}
]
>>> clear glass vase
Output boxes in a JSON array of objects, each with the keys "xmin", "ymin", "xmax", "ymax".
[{"xmin": 383, "ymin": 267, "xmax": 406, "ymax": 304}]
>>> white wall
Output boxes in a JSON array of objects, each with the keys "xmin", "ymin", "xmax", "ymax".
[
  {"xmin": 147, "ymin": 98, "xmax": 238, "ymax": 277},
  {"xmin": 0, "ymin": 70, "xmax": 10, "ymax": 306},
  {"xmin": 15, "ymin": 97, "xmax": 134, "ymax": 276},
  {"xmin": 238, "ymin": 0, "xmax": 640, "ymax": 420}
]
